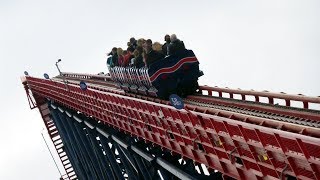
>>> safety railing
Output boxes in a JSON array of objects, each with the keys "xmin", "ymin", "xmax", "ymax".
[
  {"xmin": 61, "ymin": 72, "xmax": 112, "ymax": 82},
  {"xmin": 108, "ymin": 66, "xmax": 152, "ymax": 88},
  {"xmin": 199, "ymin": 86, "xmax": 320, "ymax": 110}
]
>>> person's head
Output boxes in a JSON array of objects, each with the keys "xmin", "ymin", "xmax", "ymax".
[
  {"xmin": 109, "ymin": 47, "xmax": 117, "ymax": 55},
  {"xmin": 146, "ymin": 39, "xmax": 152, "ymax": 45},
  {"xmin": 164, "ymin": 34, "xmax": 170, "ymax": 43},
  {"xmin": 152, "ymin": 42, "xmax": 162, "ymax": 52},
  {"xmin": 137, "ymin": 38, "xmax": 145, "ymax": 47},
  {"xmin": 127, "ymin": 42, "xmax": 131, "ymax": 46},
  {"xmin": 170, "ymin": 34, "xmax": 178, "ymax": 42},
  {"xmin": 127, "ymin": 47, "xmax": 134, "ymax": 54},
  {"xmin": 123, "ymin": 50, "xmax": 128, "ymax": 55},
  {"xmin": 145, "ymin": 39, "xmax": 153, "ymax": 51},
  {"xmin": 130, "ymin": 37, "xmax": 136, "ymax": 44},
  {"xmin": 117, "ymin": 48, "xmax": 123, "ymax": 56}
]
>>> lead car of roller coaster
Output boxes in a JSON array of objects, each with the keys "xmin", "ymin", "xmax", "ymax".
[{"xmin": 107, "ymin": 35, "xmax": 204, "ymax": 99}]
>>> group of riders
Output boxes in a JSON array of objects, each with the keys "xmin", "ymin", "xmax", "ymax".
[{"xmin": 106, "ymin": 34, "xmax": 186, "ymax": 69}]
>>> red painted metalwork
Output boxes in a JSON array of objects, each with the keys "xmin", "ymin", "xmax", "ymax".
[
  {"xmin": 198, "ymin": 86, "xmax": 320, "ymax": 110},
  {"xmin": 23, "ymin": 76, "xmax": 320, "ymax": 180},
  {"xmin": 60, "ymin": 73, "xmax": 320, "ymax": 116},
  {"xmin": 187, "ymin": 94, "xmax": 320, "ymax": 124},
  {"xmin": 22, "ymin": 81, "xmax": 77, "ymax": 180},
  {"xmin": 21, "ymin": 77, "xmax": 37, "ymax": 109},
  {"xmin": 60, "ymin": 72, "xmax": 112, "ymax": 82},
  {"xmin": 56, "ymin": 73, "xmax": 320, "ymax": 137}
]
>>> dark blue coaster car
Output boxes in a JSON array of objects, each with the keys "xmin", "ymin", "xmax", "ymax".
[
  {"xmin": 108, "ymin": 49, "xmax": 203, "ymax": 99},
  {"xmin": 148, "ymin": 49, "xmax": 203, "ymax": 99}
]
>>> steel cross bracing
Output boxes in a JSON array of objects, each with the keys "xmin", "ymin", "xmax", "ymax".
[
  {"xmin": 22, "ymin": 78, "xmax": 77, "ymax": 179},
  {"xmin": 23, "ymin": 75, "xmax": 320, "ymax": 180},
  {"xmin": 30, "ymin": 96, "xmax": 77, "ymax": 179},
  {"xmin": 49, "ymin": 103, "xmax": 222, "ymax": 180}
]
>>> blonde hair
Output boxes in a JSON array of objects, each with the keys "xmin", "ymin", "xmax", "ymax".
[
  {"xmin": 137, "ymin": 38, "xmax": 145, "ymax": 47},
  {"xmin": 117, "ymin": 48, "xmax": 123, "ymax": 56},
  {"xmin": 142, "ymin": 51, "xmax": 147, "ymax": 65},
  {"xmin": 152, "ymin": 42, "xmax": 163, "ymax": 52}
]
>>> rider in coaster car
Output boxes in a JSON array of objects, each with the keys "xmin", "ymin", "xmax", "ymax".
[
  {"xmin": 137, "ymin": 38, "xmax": 145, "ymax": 48},
  {"xmin": 144, "ymin": 39, "xmax": 165, "ymax": 68},
  {"xmin": 133, "ymin": 46, "xmax": 144, "ymax": 68},
  {"xmin": 152, "ymin": 41, "xmax": 164, "ymax": 55},
  {"xmin": 122, "ymin": 47, "xmax": 134, "ymax": 67},
  {"xmin": 162, "ymin": 34, "xmax": 171, "ymax": 56},
  {"xmin": 108, "ymin": 47, "xmax": 118, "ymax": 67},
  {"xmin": 128, "ymin": 37, "xmax": 137, "ymax": 50},
  {"xmin": 117, "ymin": 48, "xmax": 124, "ymax": 66},
  {"xmin": 168, "ymin": 34, "xmax": 185, "ymax": 56}
]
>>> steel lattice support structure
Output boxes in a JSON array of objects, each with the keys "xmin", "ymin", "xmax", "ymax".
[
  {"xmin": 22, "ymin": 75, "xmax": 320, "ymax": 180},
  {"xmin": 48, "ymin": 102, "xmax": 220, "ymax": 180}
]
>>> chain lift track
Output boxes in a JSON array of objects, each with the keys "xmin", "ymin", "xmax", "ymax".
[{"xmin": 22, "ymin": 73, "xmax": 320, "ymax": 180}]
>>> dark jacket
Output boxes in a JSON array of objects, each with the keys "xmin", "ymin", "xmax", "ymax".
[
  {"xmin": 168, "ymin": 40, "xmax": 185, "ymax": 55},
  {"xmin": 134, "ymin": 55, "xmax": 144, "ymax": 68},
  {"xmin": 162, "ymin": 42, "xmax": 170, "ymax": 55},
  {"xmin": 111, "ymin": 53, "xmax": 118, "ymax": 67},
  {"xmin": 107, "ymin": 56, "xmax": 112, "ymax": 66},
  {"xmin": 129, "ymin": 42, "xmax": 137, "ymax": 50},
  {"xmin": 145, "ymin": 50, "xmax": 165, "ymax": 68}
]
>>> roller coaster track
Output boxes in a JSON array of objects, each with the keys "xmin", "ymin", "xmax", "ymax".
[
  {"xmin": 22, "ymin": 72, "xmax": 320, "ymax": 180},
  {"xmin": 57, "ymin": 73, "xmax": 320, "ymax": 134}
]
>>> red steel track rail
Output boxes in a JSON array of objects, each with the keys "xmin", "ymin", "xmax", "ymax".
[
  {"xmin": 57, "ymin": 73, "xmax": 320, "ymax": 136},
  {"xmin": 193, "ymin": 86, "xmax": 320, "ymax": 123},
  {"xmin": 23, "ymin": 75, "xmax": 320, "ymax": 180},
  {"xmin": 60, "ymin": 72, "xmax": 320, "ymax": 121},
  {"xmin": 198, "ymin": 86, "xmax": 320, "ymax": 109}
]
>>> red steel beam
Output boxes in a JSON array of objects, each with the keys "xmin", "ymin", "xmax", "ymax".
[{"xmin": 22, "ymin": 81, "xmax": 77, "ymax": 180}]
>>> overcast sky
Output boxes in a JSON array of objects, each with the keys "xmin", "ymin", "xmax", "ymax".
[{"xmin": 1, "ymin": 0, "xmax": 319, "ymax": 179}]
